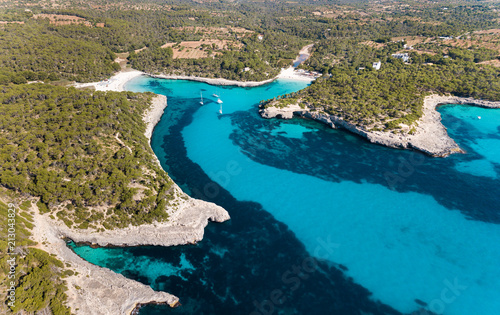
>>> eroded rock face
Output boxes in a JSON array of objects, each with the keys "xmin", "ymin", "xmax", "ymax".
[
  {"xmin": 260, "ymin": 94, "xmax": 500, "ymax": 157},
  {"xmin": 31, "ymin": 208, "xmax": 180, "ymax": 315},
  {"xmin": 259, "ymin": 104, "xmax": 303, "ymax": 120},
  {"xmin": 54, "ymin": 195, "xmax": 230, "ymax": 248}
]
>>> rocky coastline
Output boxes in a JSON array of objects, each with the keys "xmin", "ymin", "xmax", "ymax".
[
  {"xmin": 260, "ymin": 94, "xmax": 500, "ymax": 157},
  {"xmin": 31, "ymin": 208, "xmax": 181, "ymax": 315},
  {"xmin": 31, "ymin": 93, "xmax": 230, "ymax": 314},
  {"xmin": 53, "ymin": 196, "xmax": 230, "ymax": 248},
  {"xmin": 148, "ymin": 73, "xmax": 277, "ymax": 87}
]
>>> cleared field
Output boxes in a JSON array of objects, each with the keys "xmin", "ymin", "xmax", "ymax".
[
  {"xmin": 360, "ymin": 41, "xmax": 386, "ymax": 49},
  {"xmin": 479, "ymin": 59, "xmax": 500, "ymax": 67},
  {"xmin": 161, "ymin": 39, "xmax": 241, "ymax": 59},
  {"xmin": 391, "ymin": 36, "xmax": 432, "ymax": 46},
  {"xmin": 447, "ymin": 35, "xmax": 500, "ymax": 54},
  {"xmin": 474, "ymin": 28, "xmax": 500, "ymax": 35},
  {"xmin": 0, "ymin": 21, "xmax": 24, "ymax": 24},
  {"xmin": 162, "ymin": 42, "xmax": 208, "ymax": 59}
]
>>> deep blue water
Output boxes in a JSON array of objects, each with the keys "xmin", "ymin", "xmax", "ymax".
[{"xmin": 69, "ymin": 77, "xmax": 500, "ymax": 315}]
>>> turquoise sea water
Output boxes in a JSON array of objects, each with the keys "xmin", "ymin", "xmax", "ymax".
[{"xmin": 70, "ymin": 77, "xmax": 500, "ymax": 315}]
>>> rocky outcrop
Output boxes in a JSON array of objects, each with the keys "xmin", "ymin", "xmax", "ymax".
[
  {"xmin": 432, "ymin": 95, "xmax": 500, "ymax": 109},
  {"xmin": 260, "ymin": 94, "xmax": 500, "ymax": 157},
  {"xmin": 260, "ymin": 104, "xmax": 304, "ymax": 119},
  {"xmin": 53, "ymin": 197, "xmax": 230, "ymax": 247},
  {"xmin": 31, "ymin": 208, "xmax": 180, "ymax": 315},
  {"xmin": 144, "ymin": 95, "xmax": 167, "ymax": 141},
  {"xmin": 148, "ymin": 73, "xmax": 276, "ymax": 87}
]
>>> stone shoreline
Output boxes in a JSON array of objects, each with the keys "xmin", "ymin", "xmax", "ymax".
[
  {"xmin": 148, "ymin": 73, "xmax": 278, "ymax": 87},
  {"xmin": 32, "ymin": 91, "xmax": 230, "ymax": 314},
  {"xmin": 260, "ymin": 94, "xmax": 500, "ymax": 157},
  {"xmin": 31, "ymin": 208, "xmax": 181, "ymax": 315}
]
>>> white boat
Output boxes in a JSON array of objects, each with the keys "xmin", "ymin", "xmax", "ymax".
[
  {"xmin": 478, "ymin": 116, "xmax": 481, "ymax": 120},
  {"xmin": 212, "ymin": 93, "xmax": 219, "ymax": 98},
  {"xmin": 219, "ymin": 104, "xmax": 223, "ymax": 114},
  {"xmin": 200, "ymin": 91, "xmax": 204, "ymax": 105},
  {"xmin": 217, "ymin": 98, "xmax": 223, "ymax": 104}
]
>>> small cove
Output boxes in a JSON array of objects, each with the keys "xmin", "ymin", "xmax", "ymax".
[{"xmin": 70, "ymin": 77, "xmax": 500, "ymax": 315}]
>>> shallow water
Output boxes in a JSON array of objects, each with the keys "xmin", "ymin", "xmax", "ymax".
[{"xmin": 70, "ymin": 77, "xmax": 500, "ymax": 315}]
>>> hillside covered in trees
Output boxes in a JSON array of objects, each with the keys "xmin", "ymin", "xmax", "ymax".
[
  {"xmin": 129, "ymin": 31, "xmax": 306, "ymax": 81},
  {"xmin": 2, "ymin": 0, "xmax": 500, "ymax": 83},
  {"xmin": 0, "ymin": 84, "xmax": 178, "ymax": 230},
  {"xmin": 268, "ymin": 58, "xmax": 500, "ymax": 131},
  {"xmin": 263, "ymin": 2, "xmax": 500, "ymax": 131}
]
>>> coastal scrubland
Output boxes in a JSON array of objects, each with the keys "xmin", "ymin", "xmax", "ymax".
[
  {"xmin": 267, "ymin": 55, "xmax": 500, "ymax": 132},
  {"xmin": 0, "ymin": 191, "xmax": 71, "ymax": 315}
]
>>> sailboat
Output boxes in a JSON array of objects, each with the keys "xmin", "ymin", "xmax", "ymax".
[
  {"xmin": 217, "ymin": 98, "xmax": 223, "ymax": 104},
  {"xmin": 200, "ymin": 91, "xmax": 204, "ymax": 105},
  {"xmin": 212, "ymin": 89, "xmax": 219, "ymax": 98},
  {"xmin": 219, "ymin": 103, "xmax": 223, "ymax": 115}
]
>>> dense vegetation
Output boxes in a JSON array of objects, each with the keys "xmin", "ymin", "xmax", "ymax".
[
  {"xmin": 264, "ymin": 2, "xmax": 500, "ymax": 130},
  {"xmin": 2, "ymin": 0, "xmax": 500, "ymax": 82},
  {"xmin": 1, "ymin": 1, "xmax": 500, "ymax": 314},
  {"xmin": 0, "ymin": 84, "xmax": 178, "ymax": 229},
  {"xmin": 270, "ymin": 57, "xmax": 500, "ymax": 131},
  {"xmin": 0, "ymin": 195, "xmax": 71, "ymax": 314},
  {"xmin": 130, "ymin": 32, "xmax": 306, "ymax": 81},
  {"xmin": 0, "ymin": 21, "xmax": 120, "ymax": 83}
]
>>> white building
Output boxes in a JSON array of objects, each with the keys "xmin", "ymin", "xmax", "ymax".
[
  {"xmin": 391, "ymin": 53, "xmax": 410, "ymax": 63},
  {"xmin": 372, "ymin": 61, "xmax": 381, "ymax": 70}
]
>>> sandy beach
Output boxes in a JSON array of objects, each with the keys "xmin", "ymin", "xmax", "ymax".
[
  {"xmin": 277, "ymin": 67, "xmax": 319, "ymax": 82},
  {"xmin": 149, "ymin": 73, "xmax": 277, "ymax": 86},
  {"xmin": 74, "ymin": 69, "xmax": 144, "ymax": 91},
  {"xmin": 146, "ymin": 43, "xmax": 318, "ymax": 86},
  {"xmin": 72, "ymin": 42, "xmax": 317, "ymax": 91},
  {"xmin": 74, "ymin": 66, "xmax": 316, "ymax": 91},
  {"xmin": 261, "ymin": 94, "xmax": 500, "ymax": 157}
]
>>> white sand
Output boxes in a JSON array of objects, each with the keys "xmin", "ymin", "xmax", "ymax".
[
  {"xmin": 277, "ymin": 67, "xmax": 317, "ymax": 82},
  {"xmin": 74, "ymin": 69, "xmax": 144, "ymax": 91},
  {"xmin": 152, "ymin": 67, "xmax": 317, "ymax": 86}
]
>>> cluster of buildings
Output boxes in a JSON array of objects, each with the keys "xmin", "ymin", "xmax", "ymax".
[{"xmin": 361, "ymin": 53, "xmax": 410, "ymax": 72}]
